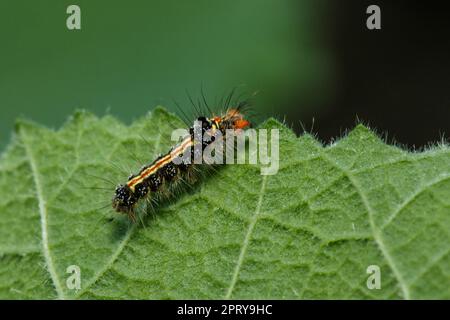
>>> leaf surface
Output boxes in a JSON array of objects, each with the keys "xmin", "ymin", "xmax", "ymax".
[{"xmin": 0, "ymin": 107, "xmax": 449, "ymax": 299}]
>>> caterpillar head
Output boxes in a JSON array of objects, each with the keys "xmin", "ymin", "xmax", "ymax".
[{"xmin": 214, "ymin": 108, "xmax": 250, "ymax": 131}]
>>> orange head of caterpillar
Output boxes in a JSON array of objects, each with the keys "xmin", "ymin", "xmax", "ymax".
[
  {"xmin": 215, "ymin": 108, "xmax": 251, "ymax": 132},
  {"xmin": 112, "ymin": 184, "xmax": 137, "ymax": 221}
]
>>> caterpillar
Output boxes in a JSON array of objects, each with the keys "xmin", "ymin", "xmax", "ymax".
[{"xmin": 112, "ymin": 105, "xmax": 251, "ymax": 221}]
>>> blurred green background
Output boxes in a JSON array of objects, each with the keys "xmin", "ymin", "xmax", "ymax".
[
  {"xmin": 0, "ymin": 0, "xmax": 333, "ymax": 149},
  {"xmin": 2, "ymin": 1, "xmax": 449, "ymax": 150}
]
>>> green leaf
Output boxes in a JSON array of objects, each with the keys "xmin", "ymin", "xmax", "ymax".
[{"xmin": 0, "ymin": 107, "xmax": 448, "ymax": 299}]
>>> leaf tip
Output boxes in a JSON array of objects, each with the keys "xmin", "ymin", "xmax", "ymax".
[
  {"xmin": 259, "ymin": 117, "xmax": 283, "ymax": 128},
  {"xmin": 151, "ymin": 105, "xmax": 171, "ymax": 117},
  {"xmin": 346, "ymin": 123, "xmax": 381, "ymax": 142},
  {"xmin": 149, "ymin": 105, "xmax": 184, "ymax": 125},
  {"xmin": 14, "ymin": 117, "xmax": 36, "ymax": 133},
  {"xmin": 353, "ymin": 123, "xmax": 372, "ymax": 134},
  {"xmin": 260, "ymin": 117, "xmax": 295, "ymax": 133},
  {"xmin": 70, "ymin": 109, "xmax": 96, "ymax": 123}
]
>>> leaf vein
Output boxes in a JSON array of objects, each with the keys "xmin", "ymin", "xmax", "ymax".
[
  {"xmin": 321, "ymin": 153, "xmax": 411, "ymax": 299},
  {"xmin": 20, "ymin": 127, "xmax": 65, "ymax": 299},
  {"xmin": 381, "ymin": 174, "xmax": 450, "ymax": 230},
  {"xmin": 225, "ymin": 175, "xmax": 268, "ymax": 299}
]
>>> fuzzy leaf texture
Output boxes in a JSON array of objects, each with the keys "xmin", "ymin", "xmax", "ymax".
[{"xmin": 0, "ymin": 107, "xmax": 449, "ymax": 299}]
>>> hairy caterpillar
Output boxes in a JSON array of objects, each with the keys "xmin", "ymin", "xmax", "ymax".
[{"xmin": 112, "ymin": 105, "xmax": 251, "ymax": 221}]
